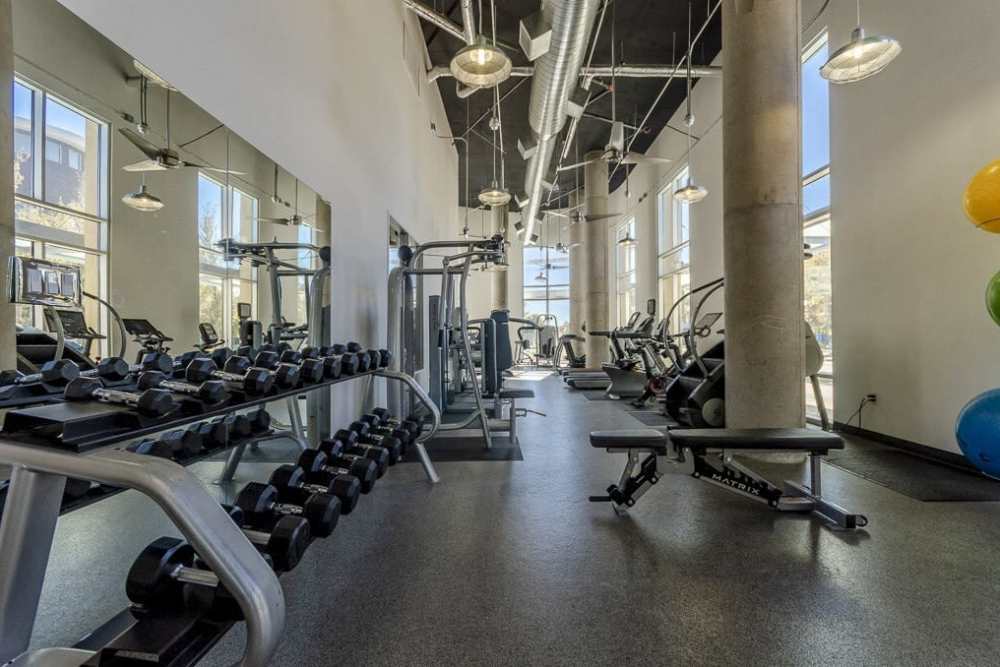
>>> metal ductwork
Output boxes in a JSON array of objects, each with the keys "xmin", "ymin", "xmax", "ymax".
[
  {"xmin": 460, "ymin": 0, "xmax": 476, "ymax": 44},
  {"xmin": 425, "ymin": 64, "xmax": 721, "ymax": 84},
  {"xmin": 402, "ymin": 0, "xmax": 467, "ymax": 42},
  {"xmin": 521, "ymin": 0, "xmax": 601, "ymax": 242}
]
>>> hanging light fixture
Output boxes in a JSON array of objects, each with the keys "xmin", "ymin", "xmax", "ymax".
[
  {"xmin": 122, "ymin": 174, "xmax": 163, "ymax": 212},
  {"xmin": 674, "ymin": 1, "xmax": 709, "ymax": 205},
  {"xmin": 478, "ymin": 17, "xmax": 512, "ymax": 208},
  {"xmin": 821, "ymin": 0, "xmax": 901, "ymax": 84},
  {"xmin": 617, "ymin": 232, "xmax": 636, "ymax": 247},
  {"xmin": 451, "ymin": 35, "xmax": 512, "ymax": 88},
  {"xmin": 479, "ymin": 182, "xmax": 511, "ymax": 207}
]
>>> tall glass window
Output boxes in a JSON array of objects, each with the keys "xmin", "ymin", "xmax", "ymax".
[
  {"xmin": 13, "ymin": 78, "xmax": 110, "ymax": 354},
  {"xmin": 615, "ymin": 218, "xmax": 637, "ymax": 327},
  {"xmin": 802, "ymin": 32, "xmax": 833, "ymax": 419},
  {"xmin": 657, "ymin": 166, "xmax": 692, "ymax": 331},
  {"xmin": 198, "ymin": 174, "xmax": 258, "ymax": 343},
  {"xmin": 522, "ymin": 243, "xmax": 569, "ymax": 337}
]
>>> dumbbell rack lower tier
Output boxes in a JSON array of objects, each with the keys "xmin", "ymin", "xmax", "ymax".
[{"xmin": 0, "ymin": 367, "xmax": 441, "ymax": 667}]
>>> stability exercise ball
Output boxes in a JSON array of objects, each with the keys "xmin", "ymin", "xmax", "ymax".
[
  {"xmin": 955, "ymin": 388, "xmax": 1000, "ymax": 477},
  {"xmin": 964, "ymin": 160, "xmax": 1000, "ymax": 233},
  {"xmin": 987, "ymin": 271, "xmax": 1000, "ymax": 327}
]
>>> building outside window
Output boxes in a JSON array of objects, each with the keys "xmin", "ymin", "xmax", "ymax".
[
  {"xmin": 522, "ymin": 243, "xmax": 569, "ymax": 337},
  {"xmin": 802, "ymin": 31, "xmax": 833, "ymax": 419},
  {"xmin": 657, "ymin": 167, "xmax": 692, "ymax": 332},
  {"xmin": 12, "ymin": 77, "xmax": 110, "ymax": 355},
  {"xmin": 198, "ymin": 173, "xmax": 258, "ymax": 343},
  {"xmin": 615, "ymin": 217, "xmax": 637, "ymax": 327}
]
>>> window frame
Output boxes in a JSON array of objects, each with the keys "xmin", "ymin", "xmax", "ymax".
[
  {"xmin": 615, "ymin": 218, "xmax": 637, "ymax": 327},
  {"xmin": 657, "ymin": 166, "xmax": 693, "ymax": 328},
  {"xmin": 522, "ymin": 242, "xmax": 570, "ymax": 336},
  {"xmin": 197, "ymin": 175, "xmax": 259, "ymax": 343},
  {"xmin": 13, "ymin": 76, "xmax": 111, "ymax": 355}
]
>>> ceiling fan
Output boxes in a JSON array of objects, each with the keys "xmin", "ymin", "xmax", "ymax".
[
  {"xmin": 257, "ymin": 178, "xmax": 316, "ymax": 227},
  {"xmin": 119, "ymin": 89, "xmax": 245, "ymax": 175},
  {"xmin": 548, "ymin": 207, "xmax": 622, "ymax": 225},
  {"xmin": 557, "ymin": 121, "xmax": 671, "ymax": 173}
]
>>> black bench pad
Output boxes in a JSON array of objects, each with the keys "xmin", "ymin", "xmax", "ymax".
[
  {"xmin": 669, "ymin": 428, "xmax": 843, "ymax": 453},
  {"xmin": 590, "ymin": 429, "xmax": 666, "ymax": 450},
  {"xmin": 499, "ymin": 388, "xmax": 535, "ymax": 399}
]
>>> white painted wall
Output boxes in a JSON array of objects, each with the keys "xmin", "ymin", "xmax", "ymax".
[
  {"xmin": 54, "ymin": 0, "xmax": 460, "ymax": 419},
  {"xmin": 605, "ymin": 0, "xmax": 1000, "ymax": 455}
]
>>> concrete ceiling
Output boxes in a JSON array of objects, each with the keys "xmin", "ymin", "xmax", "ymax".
[{"xmin": 421, "ymin": 0, "xmax": 722, "ymax": 207}]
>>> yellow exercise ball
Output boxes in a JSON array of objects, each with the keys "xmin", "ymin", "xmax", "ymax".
[{"xmin": 965, "ymin": 160, "xmax": 1000, "ymax": 233}]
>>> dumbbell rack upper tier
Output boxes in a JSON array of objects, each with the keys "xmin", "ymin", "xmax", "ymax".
[{"xmin": 0, "ymin": 369, "xmax": 378, "ymax": 453}]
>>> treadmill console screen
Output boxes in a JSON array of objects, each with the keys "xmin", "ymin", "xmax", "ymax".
[{"xmin": 7, "ymin": 257, "xmax": 82, "ymax": 309}]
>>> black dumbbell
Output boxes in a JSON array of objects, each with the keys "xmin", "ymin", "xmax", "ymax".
[
  {"xmin": 377, "ymin": 349, "xmax": 392, "ymax": 368},
  {"xmin": 186, "ymin": 357, "xmax": 274, "ymax": 395},
  {"xmin": 221, "ymin": 505, "xmax": 312, "ymax": 573},
  {"xmin": 216, "ymin": 413, "xmax": 252, "ymax": 440},
  {"xmin": 159, "ymin": 428, "xmax": 204, "ymax": 458},
  {"xmin": 172, "ymin": 350, "xmax": 203, "ymax": 374},
  {"xmin": 298, "ymin": 448, "xmax": 377, "ymax": 494},
  {"xmin": 89, "ymin": 352, "xmax": 173, "ymax": 379},
  {"xmin": 127, "ymin": 537, "xmax": 237, "ymax": 613},
  {"xmin": 194, "ymin": 419, "xmax": 229, "ymax": 451},
  {"xmin": 0, "ymin": 359, "xmax": 79, "ymax": 387},
  {"xmin": 346, "ymin": 343, "xmax": 380, "ymax": 372},
  {"xmin": 235, "ymin": 481, "xmax": 340, "ymax": 538},
  {"xmin": 210, "ymin": 347, "xmax": 233, "ymax": 369},
  {"xmin": 278, "ymin": 350, "xmax": 325, "ymax": 383},
  {"xmin": 347, "ymin": 421, "xmax": 403, "ymax": 464},
  {"xmin": 359, "ymin": 413, "xmax": 415, "ymax": 448},
  {"xmin": 126, "ymin": 438, "xmax": 174, "ymax": 459},
  {"xmin": 371, "ymin": 407, "xmax": 422, "ymax": 440},
  {"xmin": 303, "ymin": 347, "xmax": 344, "ymax": 380},
  {"xmin": 321, "ymin": 345, "xmax": 361, "ymax": 375},
  {"xmin": 252, "ymin": 351, "xmax": 300, "ymax": 388},
  {"xmin": 334, "ymin": 427, "xmax": 393, "ymax": 472},
  {"xmin": 63, "ymin": 477, "xmax": 93, "ymax": 502},
  {"xmin": 137, "ymin": 371, "xmax": 228, "ymax": 403},
  {"xmin": 269, "ymin": 464, "xmax": 361, "ymax": 515},
  {"xmin": 65, "ymin": 377, "xmax": 175, "ymax": 417},
  {"xmin": 247, "ymin": 408, "xmax": 272, "ymax": 434}
]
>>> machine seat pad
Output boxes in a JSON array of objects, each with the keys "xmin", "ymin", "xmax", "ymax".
[
  {"xmin": 499, "ymin": 388, "xmax": 535, "ymax": 399},
  {"xmin": 590, "ymin": 429, "xmax": 666, "ymax": 450},
  {"xmin": 668, "ymin": 428, "xmax": 843, "ymax": 453}
]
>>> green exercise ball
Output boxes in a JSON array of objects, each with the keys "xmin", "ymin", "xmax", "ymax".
[{"xmin": 986, "ymin": 270, "xmax": 1000, "ymax": 327}]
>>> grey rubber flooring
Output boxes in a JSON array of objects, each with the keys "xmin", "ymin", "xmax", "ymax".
[{"xmin": 20, "ymin": 373, "xmax": 1000, "ymax": 665}]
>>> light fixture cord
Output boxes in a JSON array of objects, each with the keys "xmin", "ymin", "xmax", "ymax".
[
  {"xmin": 686, "ymin": 0, "xmax": 694, "ymax": 180},
  {"xmin": 856, "ymin": 0, "xmax": 862, "ymax": 26},
  {"xmin": 165, "ymin": 88, "xmax": 171, "ymax": 148}
]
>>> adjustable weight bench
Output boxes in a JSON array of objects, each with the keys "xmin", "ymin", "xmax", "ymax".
[{"xmin": 589, "ymin": 427, "xmax": 868, "ymax": 530}]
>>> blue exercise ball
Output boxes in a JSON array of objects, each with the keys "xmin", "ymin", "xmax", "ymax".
[{"xmin": 955, "ymin": 388, "xmax": 1000, "ymax": 477}]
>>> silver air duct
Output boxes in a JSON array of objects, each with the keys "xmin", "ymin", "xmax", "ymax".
[{"xmin": 521, "ymin": 0, "xmax": 600, "ymax": 242}]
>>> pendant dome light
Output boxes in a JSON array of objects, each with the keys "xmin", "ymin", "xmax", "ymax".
[
  {"xmin": 821, "ymin": 0, "xmax": 901, "ymax": 84},
  {"xmin": 122, "ymin": 174, "xmax": 163, "ymax": 212},
  {"xmin": 451, "ymin": 36, "xmax": 512, "ymax": 88},
  {"xmin": 674, "ymin": 0, "xmax": 708, "ymax": 204},
  {"xmin": 477, "ymin": 3, "xmax": 512, "ymax": 208}
]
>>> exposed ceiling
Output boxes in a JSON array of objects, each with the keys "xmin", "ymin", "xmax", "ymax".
[{"xmin": 418, "ymin": 0, "xmax": 722, "ymax": 208}]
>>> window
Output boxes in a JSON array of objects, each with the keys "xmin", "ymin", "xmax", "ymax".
[
  {"xmin": 13, "ymin": 78, "xmax": 109, "ymax": 354},
  {"xmin": 657, "ymin": 167, "xmax": 692, "ymax": 331},
  {"xmin": 522, "ymin": 243, "xmax": 569, "ymax": 337},
  {"xmin": 802, "ymin": 32, "xmax": 833, "ymax": 419},
  {"xmin": 198, "ymin": 174, "xmax": 258, "ymax": 343},
  {"xmin": 615, "ymin": 218, "xmax": 637, "ymax": 327}
]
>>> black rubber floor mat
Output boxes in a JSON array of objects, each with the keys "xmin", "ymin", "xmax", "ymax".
[
  {"xmin": 627, "ymin": 411, "xmax": 676, "ymax": 428},
  {"xmin": 826, "ymin": 435, "xmax": 1000, "ymax": 502},
  {"xmin": 404, "ymin": 436, "xmax": 523, "ymax": 462}
]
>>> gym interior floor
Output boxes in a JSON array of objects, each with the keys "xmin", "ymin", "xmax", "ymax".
[{"xmin": 25, "ymin": 374, "xmax": 1000, "ymax": 665}]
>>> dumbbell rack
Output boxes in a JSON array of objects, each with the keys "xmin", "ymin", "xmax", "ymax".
[{"xmin": 0, "ymin": 367, "xmax": 440, "ymax": 667}]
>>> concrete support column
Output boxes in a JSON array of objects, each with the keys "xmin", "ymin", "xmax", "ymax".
[
  {"xmin": 490, "ymin": 205, "xmax": 508, "ymax": 311},
  {"xmin": 568, "ymin": 212, "xmax": 585, "ymax": 337},
  {"xmin": 583, "ymin": 151, "xmax": 610, "ymax": 365},
  {"xmin": 0, "ymin": 0, "xmax": 15, "ymax": 370},
  {"xmin": 722, "ymin": 0, "xmax": 804, "ymax": 428}
]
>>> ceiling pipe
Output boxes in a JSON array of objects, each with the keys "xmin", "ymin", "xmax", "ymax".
[
  {"xmin": 521, "ymin": 0, "xmax": 601, "ymax": 243},
  {"xmin": 460, "ymin": 0, "xmax": 476, "ymax": 44},
  {"xmin": 426, "ymin": 63, "xmax": 721, "ymax": 84},
  {"xmin": 402, "ymin": 0, "xmax": 467, "ymax": 42}
]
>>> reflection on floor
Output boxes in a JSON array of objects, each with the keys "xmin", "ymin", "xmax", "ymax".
[{"xmin": 17, "ymin": 374, "xmax": 1000, "ymax": 665}]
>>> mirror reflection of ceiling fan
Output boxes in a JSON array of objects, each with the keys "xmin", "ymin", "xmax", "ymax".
[
  {"xmin": 119, "ymin": 88, "xmax": 245, "ymax": 175},
  {"xmin": 257, "ymin": 178, "xmax": 317, "ymax": 227},
  {"xmin": 557, "ymin": 121, "xmax": 671, "ymax": 173}
]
